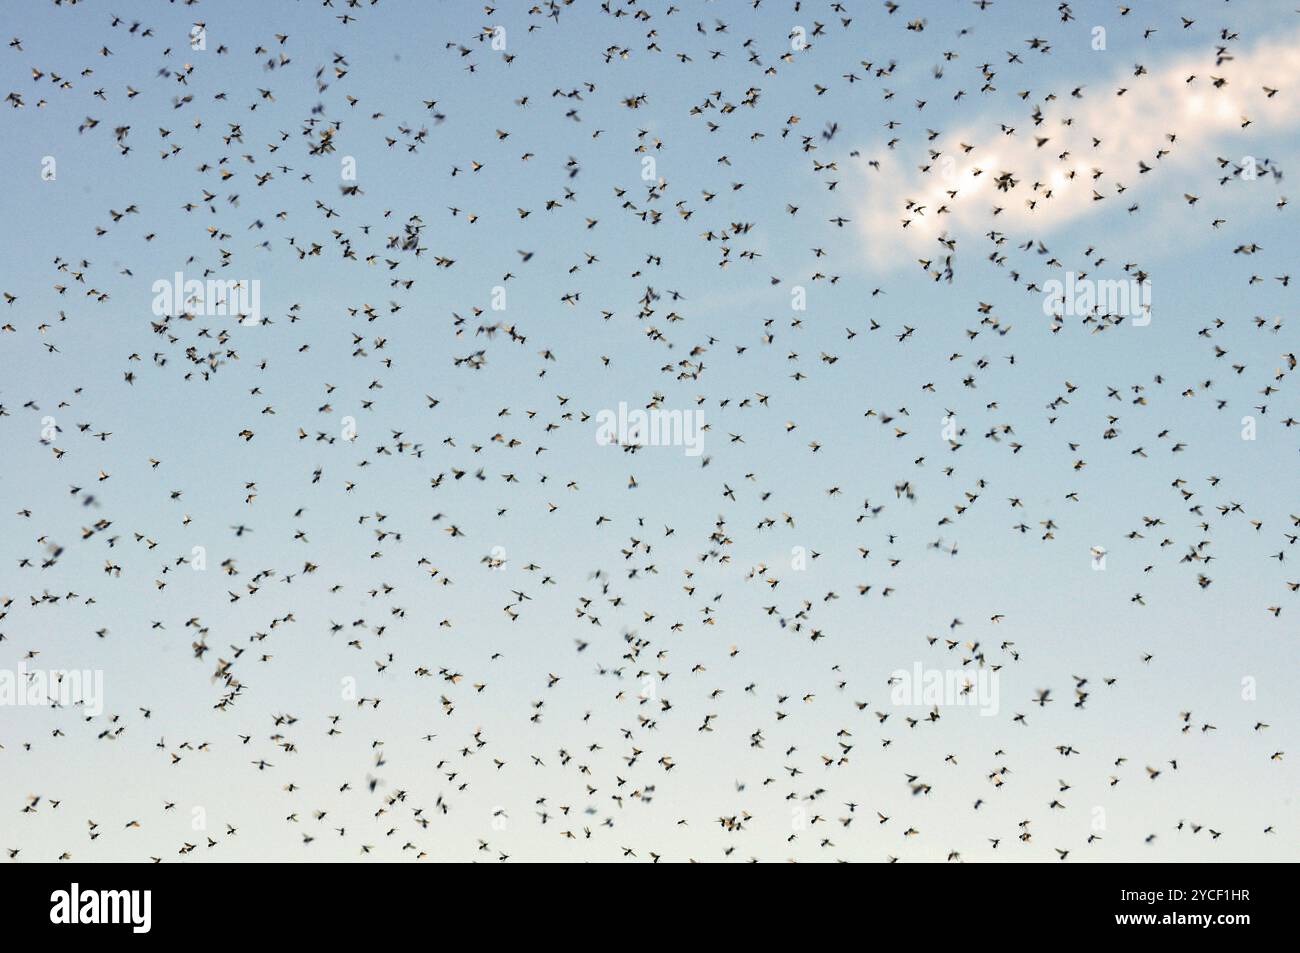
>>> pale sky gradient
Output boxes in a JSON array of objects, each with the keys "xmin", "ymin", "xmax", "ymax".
[{"xmin": 0, "ymin": 0, "xmax": 1296, "ymax": 863}]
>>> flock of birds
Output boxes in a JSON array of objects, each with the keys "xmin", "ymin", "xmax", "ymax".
[{"xmin": 0, "ymin": 0, "xmax": 1296, "ymax": 863}]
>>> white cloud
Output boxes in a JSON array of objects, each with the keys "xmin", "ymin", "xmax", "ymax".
[{"xmin": 854, "ymin": 31, "xmax": 1300, "ymax": 264}]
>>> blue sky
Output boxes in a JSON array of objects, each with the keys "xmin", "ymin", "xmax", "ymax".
[{"xmin": 0, "ymin": 0, "xmax": 1296, "ymax": 862}]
